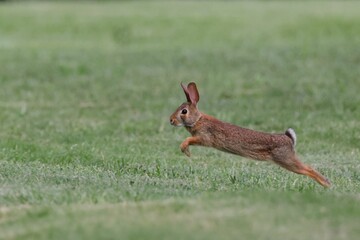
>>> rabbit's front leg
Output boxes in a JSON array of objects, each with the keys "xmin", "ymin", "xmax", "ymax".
[{"xmin": 180, "ymin": 136, "xmax": 201, "ymax": 157}]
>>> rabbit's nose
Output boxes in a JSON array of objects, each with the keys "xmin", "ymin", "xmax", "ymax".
[{"xmin": 170, "ymin": 119, "xmax": 175, "ymax": 125}]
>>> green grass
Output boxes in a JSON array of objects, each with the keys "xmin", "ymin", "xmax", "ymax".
[{"xmin": 0, "ymin": 1, "xmax": 360, "ymax": 239}]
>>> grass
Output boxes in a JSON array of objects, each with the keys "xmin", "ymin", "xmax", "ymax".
[{"xmin": 0, "ymin": 1, "xmax": 360, "ymax": 239}]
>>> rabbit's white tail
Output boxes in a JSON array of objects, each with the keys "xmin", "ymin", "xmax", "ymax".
[{"xmin": 285, "ymin": 128, "xmax": 297, "ymax": 146}]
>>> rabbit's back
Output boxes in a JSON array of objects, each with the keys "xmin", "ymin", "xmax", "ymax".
[{"xmin": 188, "ymin": 113, "xmax": 294, "ymax": 161}]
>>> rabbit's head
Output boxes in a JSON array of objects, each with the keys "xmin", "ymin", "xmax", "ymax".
[{"xmin": 170, "ymin": 82, "xmax": 201, "ymax": 127}]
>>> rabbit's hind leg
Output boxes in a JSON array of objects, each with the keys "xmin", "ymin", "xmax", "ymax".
[{"xmin": 273, "ymin": 155, "xmax": 331, "ymax": 188}]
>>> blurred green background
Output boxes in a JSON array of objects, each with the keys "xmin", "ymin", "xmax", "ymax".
[{"xmin": 0, "ymin": 1, "xmax": 359, "ymax": 239}]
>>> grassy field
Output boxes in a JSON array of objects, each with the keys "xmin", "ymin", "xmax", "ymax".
[{"xmin": 0, "ymin": 1, "xmax": 360, "ymax": 239}]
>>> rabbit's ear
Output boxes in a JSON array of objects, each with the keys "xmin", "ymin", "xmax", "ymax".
[
  {"xmin": 181, "ymin": 82, "xmax": 192, "ymax": 103},
  {"xmin": 181, "ymin": 82, "xmax": 200, "ymax": 105},
  {"xmin": 187, "ymin": 82, "xmax": 200, "ymax": 104}
]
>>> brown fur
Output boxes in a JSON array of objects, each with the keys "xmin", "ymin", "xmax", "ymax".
[{"xmin": 170, "ymin": 82, "xmax": 331, "ymax": 188}]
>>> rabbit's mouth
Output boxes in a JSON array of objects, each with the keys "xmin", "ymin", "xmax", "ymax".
[{"xmin": 170, "ymin": 118, "xmax": 183, "ymax": 127}]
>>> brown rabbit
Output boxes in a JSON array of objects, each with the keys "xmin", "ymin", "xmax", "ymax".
[{"xmin": 170, "ymin": 82, "xmax": 331, "ymax": 188}]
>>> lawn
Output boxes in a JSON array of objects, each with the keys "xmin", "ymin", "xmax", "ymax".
[{"xmin": 0, "ymin": 1, "xmax": 359, "ymax": 239}]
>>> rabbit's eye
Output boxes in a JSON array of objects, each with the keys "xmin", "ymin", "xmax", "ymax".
[{"xmin": 181, "ymin": 109, "xmax": 188, "ymax": 114}]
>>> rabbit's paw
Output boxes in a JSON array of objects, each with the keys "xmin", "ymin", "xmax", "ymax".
[{"xmin": 180, "ymin": 143, "xmax": 191, "ymax": 157}]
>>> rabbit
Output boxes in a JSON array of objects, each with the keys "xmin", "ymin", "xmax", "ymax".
[{"xmin": 169, "ymin": 82, "xmax": 331, "ymax": 188}]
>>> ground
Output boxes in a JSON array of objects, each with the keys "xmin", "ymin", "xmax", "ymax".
[{"xmin": 0, "ymin": 1, "xmax": 359, "ymax": 239}]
